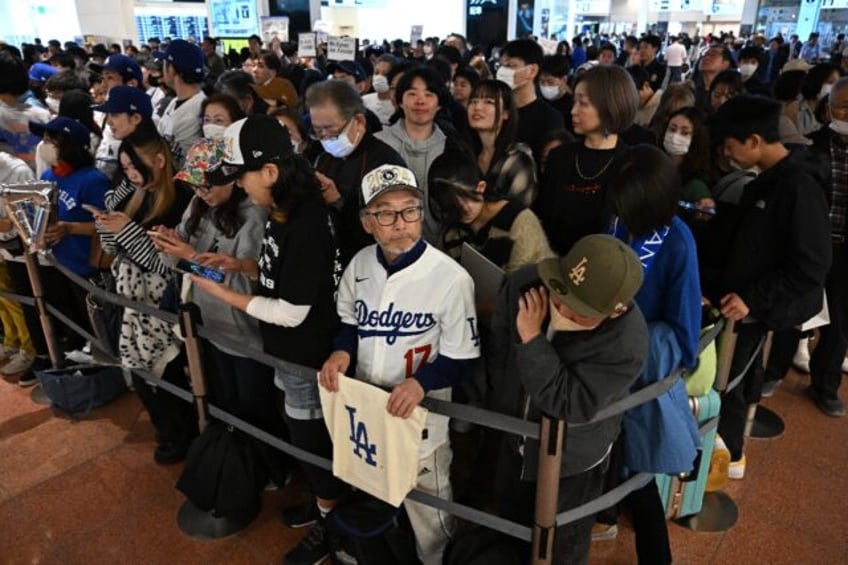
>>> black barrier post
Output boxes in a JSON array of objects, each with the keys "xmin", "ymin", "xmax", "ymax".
[
  {"xmin": 532, "ymin": 416, "xmax": 565, "ymax": 565},
  {"xmin": 746, "ymin": 330, "xmax": 785, "ymax": 439},
  {"xmin": 176, "ymin": 301, "xmax": 257, "ymax": 539},
  {"xmin": 675, "ymin": 319, "xmax": 738, "ymax": 533}
]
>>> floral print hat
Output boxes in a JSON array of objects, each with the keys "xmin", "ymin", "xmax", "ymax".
[{"xmin": 174, "ymin": 138, "xmax": 227, "ymax": 187}]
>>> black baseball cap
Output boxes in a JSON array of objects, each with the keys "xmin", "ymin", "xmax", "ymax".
[{"xmin": 207, "ymin": 115, "xmax": 293, "ymax": 184}]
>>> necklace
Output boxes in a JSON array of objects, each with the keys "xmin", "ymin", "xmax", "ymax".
[{"xmin": 575, "ymin": 149, "xmax": 616, "ymax": 181}]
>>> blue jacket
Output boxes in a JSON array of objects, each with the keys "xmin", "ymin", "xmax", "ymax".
[
  {"xmin": 619, "ymin": 216, "xmax": 702, "ymax": 474},
  {"xmin": 633, "ymin": 215, "xmax": 701, "ymax": 370},
  {"xmin": 623, "ymin": 322, "xmax": 700, "ymax": 474},
  {"xmin": 42, "ymin": 166, "xmax": 110, "ymax": 276}
]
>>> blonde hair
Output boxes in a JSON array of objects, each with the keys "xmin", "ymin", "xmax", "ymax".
[{"xmin": 120, "ymin": 135, "xmax": 177, "ymax": 226}]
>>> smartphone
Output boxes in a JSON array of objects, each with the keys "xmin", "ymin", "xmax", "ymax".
[
  {"xmin": 81, "ymin": 204, "xmax": 103, "ymax": 215},
  {"xmin": 147, "ymin": 230, "xmax": 177, "ymax": 244},
  {"xmin": 678, "ymin": 200, "xmax": 717, "ymax": 216},
  {"xmin": 175, "ymin": 259, "xmax": 226, "ymax": 283}
]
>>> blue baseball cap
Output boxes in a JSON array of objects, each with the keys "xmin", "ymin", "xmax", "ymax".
[
  {"xmin": 165, "ymin": 39, "xmax": 205, "ymax": 77},
  {"xmin": 29, "ymin": 62, "xmax": 59, "ymax": 82},
  {"xmin": 29, "ymin": 116, "xmax": 91, "ymax": 148},
  {"xmin": 92, "ymin": 85, "xmax": 153, "ymax": 118},
  {"xmin": 102, "ymin": 54, "xmax": 143, "ymax": 84}
]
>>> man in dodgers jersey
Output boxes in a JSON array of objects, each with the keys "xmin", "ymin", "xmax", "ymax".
[{"xmin": 320, "ymin": 164, "xmax": 480, "ymax": 565}]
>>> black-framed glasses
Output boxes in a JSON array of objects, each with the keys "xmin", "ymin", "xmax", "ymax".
[
  {"xmin": 310, "ymin": 117, "xmax": 353, "ymax": 141},
  {"xmin": 192, "ymin": 184, "xmax": 212, "ymax": 194},
  {"xmin": 364, "ymin": 206, "xmax": 423, "ymax": 226}
]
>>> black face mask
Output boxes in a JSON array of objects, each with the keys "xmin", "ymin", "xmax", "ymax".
[{"xmin": 148, "ymin": 76, "xmax": 161, "ymax": 88}]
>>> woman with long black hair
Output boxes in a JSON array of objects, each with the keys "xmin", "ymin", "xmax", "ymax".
[{"xmin": 192, "ymin": 115, "xmax": 346, "ymax": 565}]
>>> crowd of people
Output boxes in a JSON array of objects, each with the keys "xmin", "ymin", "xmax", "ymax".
[{"xmin": 0, "ymin": 26, "xmax": 846, "ymax": 564}]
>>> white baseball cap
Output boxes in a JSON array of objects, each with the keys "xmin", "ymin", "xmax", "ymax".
[{"xmin": 360, "ymin": 164, "xmax": 422, "ymax": 207}]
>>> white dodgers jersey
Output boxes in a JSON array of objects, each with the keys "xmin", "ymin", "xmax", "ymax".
[{"xmin": 337, "ymin": 243, "xmax": 480, "ymax": 457}]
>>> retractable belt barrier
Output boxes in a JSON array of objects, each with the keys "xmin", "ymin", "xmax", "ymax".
[{"xmin": 1, "ymin": 253, "xmax": 731, "ymax": 544}]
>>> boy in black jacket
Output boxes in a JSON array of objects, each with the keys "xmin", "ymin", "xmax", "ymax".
[{"xmin": 708, "ymin": 96, "xmax": 832, "ymax": 478}]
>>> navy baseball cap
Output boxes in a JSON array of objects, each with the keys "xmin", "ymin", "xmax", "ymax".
[
  {"xmin": 92, "ymin": 85, "xmax": 153, "ymax": 118},
  {"xmin": 29, "ymin": 116, "xmax": 91, "ymax": 148},
  {"xmin": 102, "ymin": 54, "xmax": 143, "ymax": 84},
  {"xmin": 327, "ymin": 60, "xmax": 366, "ymax": 83},
  {"xmin": 165, "ymin": 39, "xmax": 205, "ymax": 77},
  {"xmin": 207, "ymin": 115, "xmax": 293, "ymax": 185}
]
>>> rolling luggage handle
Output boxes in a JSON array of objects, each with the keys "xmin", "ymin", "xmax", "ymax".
[{"xmin": 532, "ymin": 416, "xmax": 565, "ymax": 565}]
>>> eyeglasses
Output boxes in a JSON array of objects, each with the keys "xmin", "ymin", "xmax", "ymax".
[
  {"xmin": 192, "ymin": 184, "xmax": 212, "ymax": 194},
  {"xmin": 363, "ymin": 206, "xmax": 423, "ymax": 226},
  {"xmin": 310, "ymin": 117, "xmax": 353, "ymax": 141}
]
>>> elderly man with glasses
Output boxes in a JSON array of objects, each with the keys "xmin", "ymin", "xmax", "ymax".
[
  {"xmin": 320, "ymin": 164, "xmax": 480, "ymax": 565},
  {"xmin": 305, "ymin": 79, "xmax": 405, "ymax": 267}
]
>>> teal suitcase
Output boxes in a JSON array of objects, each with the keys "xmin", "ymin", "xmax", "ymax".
[{"xmin": 655, "ymin": 388, "xmax": 721, "ymax": 519}]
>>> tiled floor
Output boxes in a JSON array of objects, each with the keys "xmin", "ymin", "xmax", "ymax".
[{"xmin": 0, "ymin": 368, "xmax": 845, "ymax": 564}]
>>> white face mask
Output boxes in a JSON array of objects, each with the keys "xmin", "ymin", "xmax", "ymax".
[
  {"xmin": 372, "ymin": 74, "xmax": 390, "ymax": 94},
  {"xmin": 819, "ymin": 83, "xmax": 834, "ymax": 100},
  {"xmin": 38, "ymin": 142, "xmax": 59, "ymax": 167},
  {"xmin": 739, "ymin": 63, "xmax": 758, "ymax": 79},
  {"xmin": 549, "ymin": 301, "xmax": 599, "ymax": 332},
  {"xmin": 46, "ymin": 97, "xmax": 60, "ymax": 114},
  {"xmin": 320, "ymin": 122, "xmax": 358, "ymax": 159},
  {"xmin": 663, "ymin": 132, "xmax": 692, "ymax": 156},
  {"xmin": 496, "ymin": 66, "xmax": 518, "ymax": 90},
  {"xmin": 540, "ymin": 85, "xmax": 560, "ymax": 101},
  {"xmin": 830, "ymin": 119, "xmax": 848, "ymax": 136},
  {"xmin": 203, "ymin": 123, "xmax": 227, "ymax": 139}
]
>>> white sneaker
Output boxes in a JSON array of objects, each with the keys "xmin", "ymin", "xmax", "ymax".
[
  {"xmin": 0, "ymin": 345, "xmax": 18, "ymax": 364},
  {"xmin": 728, "ymin": 455, "xmax": 746, "ymax": 480},
  {"xmin": 793, "ymin": 338, "xmax": 810, "ymax": 373},
  {"xmin": 65, "ymin": 349, "xmax": 94, "ymax": 365},
  {"xmin": 2, "ymin": 350, "xmax": 34, "ymax": 375}
]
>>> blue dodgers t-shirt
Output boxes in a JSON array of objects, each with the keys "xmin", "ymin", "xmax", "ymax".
[{"xmin": 42, "ymin": 166, "xmax": 110, "ymax": 276}]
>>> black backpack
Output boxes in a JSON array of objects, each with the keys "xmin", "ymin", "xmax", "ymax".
[
  {"xmin": 443, "ymin": 526, "xmax": 529, "ymax": 565},
  {"xmin": 327, "ymin": 495, "xmax": 420, "ymax": 565}
]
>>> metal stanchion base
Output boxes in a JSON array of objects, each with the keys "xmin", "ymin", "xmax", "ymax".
[
  {"xmin": 674, "ymin": 491, "xmax": 738, "ymax": 532},
  {"xmin": 30, "ymin": 384, "xmax": 51, "ymax": 405},
  {"xmin": 748, "ymin": 406, "xmax": 785, "ymax": 439},
  {"xmin": 177, "ymin": 499, "xmax": 257, "ymax": 540}
]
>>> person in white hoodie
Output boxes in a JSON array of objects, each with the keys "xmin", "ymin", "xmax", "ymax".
[{"xmin": 375, "ymin": 66, "xmax": 447, "ymax": 245}]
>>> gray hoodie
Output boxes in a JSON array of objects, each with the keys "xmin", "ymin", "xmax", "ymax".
[{"xmin": 374, "ymin": 120, "xmax": 446, "ymax": 245}]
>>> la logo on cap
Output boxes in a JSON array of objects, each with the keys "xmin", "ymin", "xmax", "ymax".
[
  {"xmin": 569, "ymin": 257, "xmax": 588, "ymax": 286},
  {"xmin": 252, "ymin": 150, "xmax": 263, "ymax": 158}
]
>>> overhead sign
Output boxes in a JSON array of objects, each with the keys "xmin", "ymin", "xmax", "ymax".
[
  {"xmin": 327, "ymin": 36, "xmax": 356, "ymax": 61},
  {"xmin": 573, "ymin": 0, "xmax": 612, "ymax": 16},
  {"xmin": 209, "ymin": 0, "xmax": 259, "ymax": 38},
  {"xmin": 821, "ymin": 0, "xmax": 848, "ymax": 9},
  {"xmin": 298, "ymin": 32, "xmax": 317, "ymax": 57}
]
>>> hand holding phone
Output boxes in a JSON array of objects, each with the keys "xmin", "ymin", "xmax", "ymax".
[
  {"xmin": 82, "ymin": 204, "xmax": 103, "ymax": 215},
  {"xmin": 175, "ymin": 259, "xmax": 226, "ymax": 283}
]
